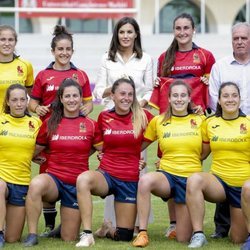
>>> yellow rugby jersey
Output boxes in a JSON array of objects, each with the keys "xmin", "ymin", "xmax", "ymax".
[
  {"xmin": 0, "ymin": 56, "xmax": 34, "ymax": 111},
  {"xmin": 144, "ymin": 114, "xmax": 205, "ymax": 177},
  {"xmin": 202, "ymin": 115, "xmax": 250, "ymax": 187},
  {"xmin": 0, "ymin": 114, "xmax": 41, "ymax": 185}
]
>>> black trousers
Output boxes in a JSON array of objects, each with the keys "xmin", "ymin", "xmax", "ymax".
[{"xmin": 214, "ymin": 201, "xmax": 230, "ymax": 235}]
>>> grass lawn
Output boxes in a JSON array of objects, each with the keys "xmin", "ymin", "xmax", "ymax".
[{"xmin": 4, "ymin": 105, "xmax": 242, "ymax": 249}]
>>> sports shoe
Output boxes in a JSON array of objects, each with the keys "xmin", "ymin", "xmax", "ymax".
[
  {"xmin": 39, "ymin": 226, "xmax": 53, "ymax": 237},
  {"xmin": 132, "ymin": 231, "xmax": 149, "ymax": 247},
  {"xmin": 241, "ymin": 236, "xmax": 250, "ymax": 250},
  {"xmin": 188, "ymin": 233, "xmax": 207, "ymax": 248},
  {"xmin": 23, "ymin": 234, "xmax": 38, "ymax": 247},
  {"xmin": 0, "ymin": 234, "xmax": 5, "ymax": 248},
  {"xmin": 94, "ymin": 221, "xmax": 112, "ymax": 238},
  {"xmin": 210, "ymin": 231, "xmax": 227, "ymax": 239},
  {"xmin": 47, "ymin": 224, "xmax": 61, "ymax": 238},
  {"xmin": 76, "ymin": 232, "xmax": 95, "ymax": 247},
  {"xmin": 165, "ymin": 224, "xmax": 176, "ymax": 239}
]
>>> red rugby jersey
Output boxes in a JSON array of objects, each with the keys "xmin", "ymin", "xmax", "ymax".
[
  {"xmin": 157, "ymin": 43, "xmax": 215, "ymax": 78},
  {"xmin": 36, "ymin": 116, "xmax": 102, "ymax": 185},
  {"xmin": 31, "ymin": 62, "xmax": 92, "ymax": 121},
  {"xmin": 149, "ymin": 77, "xmax": 208, "ymax": 114},
  {"xmin": 97, "ymin": 109, "xmax": 153, "ymax": 182}
]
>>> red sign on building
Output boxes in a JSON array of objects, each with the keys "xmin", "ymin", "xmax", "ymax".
[{"xmin": 19, "ymin": 0, "xmax": 134, "ymax": 18}]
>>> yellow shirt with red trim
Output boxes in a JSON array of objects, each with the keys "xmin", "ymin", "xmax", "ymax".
[
  {"xmin": 144, "ymin": 114, "xmax": 205, "ymax": 177},
  {"xmin": 202, "ymin": 115, "xmax": 250, "ymax": 186},
  {"xmin": 0, "ymin": 114, "xmax": 41, "ymax": 185},
  {"xmin": 0, "ymin": 57, "xmax": 34, "ymax": 111}
]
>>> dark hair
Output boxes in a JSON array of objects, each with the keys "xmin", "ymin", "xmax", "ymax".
[
  {"xmin": 111, "ymin": 76, "xmax": 148, "ymax": 138},
  {"xmin": 162, "ymin": 80, "xmax": 193, "ymax": 122},
  {"xmin": 51, "ymin": 25, "xmax": 73, "ymax": 51},
  {"xmin": 108, "ymin": 17, "xmax": 142, "ymax": 62},
  {"xmin": 0, "ymin": 25, "xmax": 17, "ymax": 42},
  {"xmin": 215, "ymin": 82, "xmax": 241, "ymax": 117},
  {"xmin": 47, "ymin": 78, "xmax": 82, "ymax": 136},
  {"xmin": 2, "ymin": 84, "xmax": 28, "ymax": 114},
  {"xmin": 161, "ymin": 13, "xmax": 195, "ymax": 76}
]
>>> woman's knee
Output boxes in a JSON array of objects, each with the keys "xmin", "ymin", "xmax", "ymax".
[
  {"xmin": 138, "ymin": 173, "xmax": 156, "ymax": 192},
  {"xmin": 187, "ymin": 173, "xmax": 204, "ymax": 193},
  {"xmin": 0, "ymin": 181, "xmax": 7, "ymax": 197},
  {"xmin": 242, "ymin": 180, "xmax": 250, "ymax": 200},
  {"xmin": 76, "ymin": 171, "xmax": 95, "ymax": 191}
]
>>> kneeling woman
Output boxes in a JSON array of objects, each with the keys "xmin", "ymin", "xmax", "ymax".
[
  {"xmin": 133, "ymin": 80, "xmax": 206, "ymax": 247},
  {"xmin": 186, "ymin": 82, "xmax": 249, "ymax": 248},
  {"xmin": 0, "ymin": 84, "xmax": 41, "ymax": 247},
  {"xmin": 23, "ymin": 78, "xmax": 102, "ymax": 247},
  {"xmin": 76, "ymin": 77, "xmax": 153, "ymax": 247}
]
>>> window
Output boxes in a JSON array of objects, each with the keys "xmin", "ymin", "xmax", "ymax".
[
  {"xmin": 158, "ymin": 0, "xmax": 208, "ymax": 33},
  {"xmin": 60, "ymin": 19, "xmax": 108, "ymax": 33}
]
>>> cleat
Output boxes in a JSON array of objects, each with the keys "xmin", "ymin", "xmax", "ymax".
[
  {"xmin": 132, "ymin": 231, "xmax": 149, "ymax": 247},
  {"xmin": 23, "ymin": 234, "xmax": 38, "ymax": 247},
  {"xmin": 94, "ymin": 221, "xmax": 112, "ymax": 238},
  {"xmin": 165, "ymin": 224, "xmax": 176, "ymax": 239},
  {"xmin": 76, "ymin": 232, "xmax": 95, "ymax": 247},
  {"xmin": 188, "ymin": 233, "xmax": 207, "ymax": 248}
]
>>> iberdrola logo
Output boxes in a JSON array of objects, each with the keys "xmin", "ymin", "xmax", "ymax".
[{"xmin": 240, "ymin": 123, "xmax": 247, "ymax": 134}]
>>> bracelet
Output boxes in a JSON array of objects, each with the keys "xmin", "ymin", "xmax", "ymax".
[{"xmin": 34, "ymin": 104, "xmax": 39, "ymax": 113}]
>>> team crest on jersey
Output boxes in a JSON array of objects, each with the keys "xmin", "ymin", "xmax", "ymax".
[
  {"xmin": 240, "ymin": 123, "xmax": 247, "ymax": 134},
  {"xmin": 17, "ymin": 65, "xmax": 24, "ymax": 76},
  {"xmin": 190, "ymin": 119, "xmax": 197, "ymax": 128},
  {"xmin": 193, "ymin": 53, "xmax": 200, "ymax": 64},
  {"xmin": 72, "ymin": 74, "xmax": 79, "ymax": 83},
  {"xmin": 46, "ymin": 84, "xmax": 55, "ymax": 91},
  {"xmin": 29, "ymin": 121, "xmax": 35, "ymax": 131},
  {"xmin": 80, "ymin": 122, "xmax": 86, "ymax": 132}
]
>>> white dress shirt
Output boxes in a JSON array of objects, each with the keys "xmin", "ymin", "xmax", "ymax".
[
  {"xmin": 209, "ymin": 55, "xmax": 250, "ymax": 114},
  {"xmin": 93, "ymin": 51, "xmax": 153, "ymax": 110}
]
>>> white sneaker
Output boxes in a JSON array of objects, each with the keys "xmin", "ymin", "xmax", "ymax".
[
  {"xmin": 188, "ymin": 233, "xmax": 207, "ymax": 248},
  {"xmin": 76, "ymin": 232, "xmax": 95, "ymax": 247}
]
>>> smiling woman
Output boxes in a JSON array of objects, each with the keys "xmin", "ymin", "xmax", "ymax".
[
  {"xmin": 27, "ymin": 24, "xmax": 93, "ymax": 237},
  {"xmin": 0, "ymin": 25, "xmax": 34, "ymax": 113},
  {"xmin": 0, "ymin": 84, "xmax": 41, "ymax": 248}
]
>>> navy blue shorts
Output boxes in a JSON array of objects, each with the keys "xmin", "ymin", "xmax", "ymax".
[
  {"xmin": 98, "ymin": 170, "xmax": 138, "ymax": 204},
  {"xmin": 214, "ymin": 175, "xmax": 242, "ymax": 208},
  {"xmin": 7, "ymin": 183, "xmax": 28, "ymax": 206},
  {"xmin": 48, "ymin": 174, "xmax": 78, "ymax": 209},
  {"xmin": 157, "ymin": 170, "xmax": 187, "ymax": 204}
]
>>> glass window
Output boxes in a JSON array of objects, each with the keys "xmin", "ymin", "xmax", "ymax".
[
  {"xmin": 0, "ymin": 0, "xmax": 33, "ymax": 33},
  {"xmin": 61, "ymin": 19, "xmax": 108, "ymax": 33},
  {"xmin": 158, "ymin": 0, "xmax": 208, "ymax": 33},
  {"xmin": 234, "ymin": 4, "xmax": 246, "ymax": 23}
]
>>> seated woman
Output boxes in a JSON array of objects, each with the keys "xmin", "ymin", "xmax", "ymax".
[
  {"xmin": 0, "ymin": 84, "xmax": 41, "ymax": 248},
  {"xmin": 23, "ymin": 78, "xmax": 102, "ymax": 247},
  {"xmin": 132, "ymin": 80, "xmax": 206, "ymax": 247},
  {"xmin": 186, "ymin": 82, "xmax": 249, "ymax": 248},
  {"xmin": 76, "ymin": 77, "xmax": 153, "ymax": 247}
]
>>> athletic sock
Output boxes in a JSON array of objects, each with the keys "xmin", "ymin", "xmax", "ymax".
[
  {"xmin": 193, "ymin": 231, "xmax": 204, "ymax": 235},
  {"xmin": 83, "ymin": 230, "xmax": 92, "ymax": 234},
  {"xmin": 43, "ymin": 208, "xmax": 57, "ymax": 229}
]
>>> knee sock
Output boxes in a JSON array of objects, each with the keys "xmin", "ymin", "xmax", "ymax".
[{"xmin": 43, "ymin": 208, "xmax": 57, "ymax": 229}]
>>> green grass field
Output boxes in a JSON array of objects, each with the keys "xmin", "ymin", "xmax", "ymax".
[{"xmin": 4, "ymin": 105, "xmax": 242, "ymax": 249}]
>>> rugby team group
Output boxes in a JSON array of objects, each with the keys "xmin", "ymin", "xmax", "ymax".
[{"xmin": 0, "ymin": 12, "xmax": 250, "ymax": 250}]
